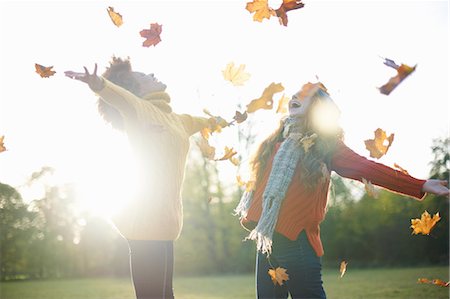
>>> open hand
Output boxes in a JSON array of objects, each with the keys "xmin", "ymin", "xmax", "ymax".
[
  {"xmin": 64, "ymin": 64, "xmax": 104, "ymax": 92},
  {"xmin": 422, "ymin": 179, "xmax": 449, "ymax": 197}
]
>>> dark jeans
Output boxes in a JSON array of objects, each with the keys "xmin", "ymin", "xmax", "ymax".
[
  {"xmin": 256, "ymin": 231, "xmax": 326, "ymax": 299},
  {"xmin": 128, "ymin": 240, "xmax": 174, "ymax": 299}
]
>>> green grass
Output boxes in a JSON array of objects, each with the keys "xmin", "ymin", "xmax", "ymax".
[{"xmin": 0, "ymin": 266, "xmax": 448, "ymax": 299}]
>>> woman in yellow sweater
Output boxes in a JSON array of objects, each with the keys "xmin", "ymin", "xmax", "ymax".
[{"xmin": 65, "ymin": 57, "xmax": 214, "ymax": 299}]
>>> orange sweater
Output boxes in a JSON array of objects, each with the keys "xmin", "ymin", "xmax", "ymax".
[{"xmin": 243, "ymin": 141, "xmax": 426, "ymax": 257}]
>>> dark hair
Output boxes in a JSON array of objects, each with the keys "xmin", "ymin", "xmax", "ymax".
[{"xmin": 97, "ymin": 57, "xmax": 139, "ymax": 130}]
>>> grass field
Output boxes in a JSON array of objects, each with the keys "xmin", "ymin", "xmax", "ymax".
[{"xmin": 0, "ymin": 266, "xmax": 448, "ymax": 299}]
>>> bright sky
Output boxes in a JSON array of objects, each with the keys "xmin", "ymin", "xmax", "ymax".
[{"xmin": 0, "ymin": 0, "xmax": 448, "ymax": 215}]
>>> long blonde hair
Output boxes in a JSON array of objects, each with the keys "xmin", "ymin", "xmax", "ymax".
[{"xmin": 250, "ymin": 89, "xmax": 344, "ymax": 190}]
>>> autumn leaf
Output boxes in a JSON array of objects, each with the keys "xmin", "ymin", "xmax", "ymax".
[
  {"xmin": 0, "ymin": 135, "xmax": 6, "ymax": 153},
  {"xmin": 417, "ymin": 278, "xmax": 431, "ymax": 284},
  {"xmin": 364, "ymin": 128, "xmax": 394, "ymax": 159},
  {"xmin": 268, "ymin": 267, "xmax": 289, "ymax": 286},
  {"xmin": 237, "ymin": 176, "xmax": 255, "ymax": 192},
  {"xmin": 417, "ymin": 277, "xmax": 449, "ymax": 287},
  {"xmin": 299, "ymin": 133, "xmax": 318, "ymax": 153},
  {"xmin": 140, "ymin": 23, "xmax": 162, "ymax": 47},
  {"xmin": 203, "ymin": 109, "xmax": 230, "ymax": 134},
  {"xmin": 362, "ymin": 178, "xmax": 379, "ymax": 199},
  {"xmin": 233, "ymin": 110, "xmax": 248, "ymax": 124},
  {"xmin": 35, "ymin": 63, "xmax": 56, "ymax": 78},
  {"xmin": 197, "ymin": 138, "xmax": 216, "ymax": 160},
  {"xmin": 410, "ymin": 211, "xmax": 441, "ymax": 235},
  {"xmin": 222, "ymin": 62, "xmax": 251, "ymax": 86},
  {"xmin": 107, "ymin": 7, "xmax": 123, "ymax": 27},
  {"xmin": 339, "ymin": 260, "xmax": 348, "ymax": 278},
  {"xmin": 276, "ymin": 94, "xmax": 290, "ymax": 114},
  {"xmin": 230, "ymin": 156, "xmax": 240, "ymax": 166},
  {"xmin": 393, "ymin": 163, "xmax": 409, "ymax": 175},
  {"xmin": 247, "ymin": 83, "xmax": 284, "ymax": 113},
  {"xmin": 216, "ymin": 146, "xmax": 238, "ymax": 162},
  {"xmin": 378, "ymin": 58, "xmax": 416, "ymax": 95},
  {"xmin": 275, "ymin": 0, "xmax": 304, "ymax": 26},
  {"xmin": 246, "ymin": 0, "xmax": 275, "ymax": 22}
]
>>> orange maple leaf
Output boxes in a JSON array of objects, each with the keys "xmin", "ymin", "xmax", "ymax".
[
  {"xmin": 417, "ymin": 277, "xmax": 449, "ymax": 287},
  {"xmin": 364, "ymin": 128, "xmax": 394, "ymax": 159},
  {"xmin": 140, "ymin": 23, "xmax": 162, "ymax": 47},
  {"xmin": 197, "ymin": 138, "xmax": 216, "ymax": 160},
  {"xmin": 378, "ymin": 58, "xmax": 416, "ymax": 95},
  {"xmin": 35, "ymin": 63, "xmax": 56, "ymax": 78},
  {"xmin": 247, "ymin": 83, "xmax": 284, "ymax": 113},
  {"xmin": 393, "ymin": 163, "xmax": 409, "ymax": 175},
  {"xmin": 276, "ymin": 94, "xmax": 290, "ymax": 114},
  {"xmin": 246, "ymin": 0, "xmax": 276, "ymax": 22},
  {"xmin": 339, "ymin": 260, "xmax": 348, "ymax": 278},
  {"xmin": 222, "ymin": 62, "xmax": 251, "ymax": 86},
  {"xmin": 410, "ymin": 211, "xmax": 441, "ymax": 235},
  {"xmin": 362, "ymin": 178, "xmax": 379, "ymax": 199},
  {"xmin": 107, "ymin": 7, "xmax": 123, "ymax": 27},
  {"xmin": 275, "ymin": 0, "xmax": 304, "ymax": 26},
  {"xmin": 268, "ymin": 267, "xmax": 289, "ymax": 286},
  {"xmin": 0, "ymin": 135, "xmax": 6, "ymax": 153}
]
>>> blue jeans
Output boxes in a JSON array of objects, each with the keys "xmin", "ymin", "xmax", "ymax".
[{"xmin": 256, "ymin": 231, "xmax": 326, "ymax": 299}]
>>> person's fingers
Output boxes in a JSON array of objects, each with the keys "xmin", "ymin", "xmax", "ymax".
[
  {"xmin": 83, "ymin": 66, "xmax": 89, "ymax": 75},
  {"xmin": 93, "ymin": 63, "xmax": 98, "ymax": 75}
]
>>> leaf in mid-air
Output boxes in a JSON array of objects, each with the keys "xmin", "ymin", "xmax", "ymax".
[
  {"xmin": 410, "ymin": 211, "xmax": 441, "ymax": 235},
  {"xmin": 140, "ymin": 23, "xmax": 162, "ymax": 47},
  {"xmin": 237, "ymin": 176, "xmax": 255, "ymax": 192},
  {"xmin": 35, "ymin": 63, "xmax": 56, "ymax": 78},
  {"xmin": 246, "ymin": 0, "xmax": 275, "ymax": 22},
  {"xmin": 378, "ymin": 58, "xmax": 416, "ymax": 95},
  {"xmin": 246, "ymin": 83, "xmax": 284, "ymax": 113},
  {"xmin": 276, "ymin": 94, "xmax": 290, "ymax": 114},
  {"xmin": 393, "ymin": 163, "xmax": 409, "ymax": 175},
  {"xmin": 364, "ymin": 128, "xmax": 394, "ymax": 159},
  {"xmin": 417, "ymin": 277, "xmax": 449, "ymax": 287},
  {"xmin": 275, "ymin": 0, "xmax": 304, "ymax": 26},
  {"xmin": 107, "ymin": 7, "xmax": 123, "ymax": 27},
  {"xmin": 300, "ymin": 133, "xmax": 317, "ymax": 153},
  {"xmin": 268, "ymin": 267, "xmax": 289, "ymax": 286},
  {"xmin": 216, "ymin": 146, "xmax": 238, "ymax": 162},
  {"xmin": 233, "ymin": 110, "xmax": 248, "ymax": 124},
  {"xmin": 222, "ymin": 62, "xmax": 251, "ymax": 86},
  {"xmin": 339, "ymin": 260, "xmax": 348, "ymax": 278},
  {"xmin": 0, "ymin": 136, "xmax": 6, "ymax": 153}
]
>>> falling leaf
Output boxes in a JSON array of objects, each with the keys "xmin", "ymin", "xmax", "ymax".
[
  {"xmin": 393, "ymin": 163, "xmax": 409, "ymax": 175},
  {"xmin": 233, "ymin": 110, "xmax": 248, "ymax": 124},
  {"xmin": 362, "ymin": 178, "xmax": 379, "ymax": 199},
  {"xmin": 299, "ymin": 133, "xmax": 318, "ymax": 153},
  {"xmin": 378, "ymin": 58, "xmax": 416, "ymax": 95},
  {"xmin": 410, "ymin": 211, "xmax": 441, "ymax": 235},
  {"xmin": 246, "ymin": 0, "xmax": 275, "ymax": 22},
  {"xmin": 275, "ymin": 0, "xmax": 304, "ymax": 26},
  {"xmin": 197, "ymin": 138, "xmax": 216, "ymax": 160},
  {"xmin": 140, "ymin": 23, "xmax": 162, "ymax": 47},
  {"xmin": 222, "ymin": 62, "xmax": 251, "ymax": 86},
  {"xmin": 247, "ymin": 83, "xmax": 284, "ymax": 113},
  {"xmin": 230, "ymin": 156, "xmax": 240, "ymax": 166},
  {"xmin": 0, "ymin": 136, "xmax": 6, "ymax": 153},
  {"xmin": 268, "ymin": 267, "xmax": 289, "ymax": 286},
  {"xmin": 364, "ymin": 128, "xmax": 394, "ymax": 159},
  {"xmin": 339, "ymin": 260, "xmax": 348, "ymax": 278},
  {"xmin": 216, "ymin": 146, "xmax": 238, "ymax": 162},
  {"xmin": 203, "ymin": 109, "xmax": 230, "ymax": 134},
  {"xmin": 417, "ymin": 277, "xmax": 449, "ymax": 287},
  {"xmin": 276, "ymin": 94, "xmax": 290, "ymax": 114},
  {"xmin": 237, "ymin": 176, "xmax": 255, "ymax": 192},
  {"xmin": 35, "ymin": 63, "xmax": 56, "ymax": 78},
  {"xmin": 417, "ymin": 278, "xmax": 431, "ymax": 284},
  {"xmin": 107, "ymin": 7, "xmax": 123, "ymax": 27}
]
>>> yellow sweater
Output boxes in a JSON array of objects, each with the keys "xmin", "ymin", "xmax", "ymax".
[{"xmin": 96, "ymin": 78, "xmax": 210, "ymax": 240}]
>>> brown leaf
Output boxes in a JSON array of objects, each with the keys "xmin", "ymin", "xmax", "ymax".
[
  {"xmin": 364, "ymin": 128, "xmax": 394, "ymax": 159},
  {"xmin": 275, "ymin": 0, "xmax": 304, "ymax": 26},
  {"xmin": 410, "ymin": 211, "xmax": 441, "ymax": 235},
  {"xmin": 247, "ymin": 83, "xmax": 284, "ymax": 113},
  {"xmin": 246, "ymin": 0, "xmax": 276, "ymax": 22},
  {"xmin": 140, "ymin": 23, "xmax": 162, "ymax": 47},
  {"xmin": 339, "ymin": 260, "xmax": 348, "ymax": 278},
  {"xmin": 233, "ymin": 110, "xmax": 248, "ymax": 124},
  {"xmin": 35, "ymin": 63, "xmax": 56, "ymax": 78},
  {"xmin": 268, "ymin": 267, "xmax": 289, "ymax": 286},
  {"xmin": 107, "ymin": 7, "xmax": 123, "ymax": 27},
  {"xmin": 378, "ymin": 58, "xmax": 416, "ymax": 95},
  {"xmin": 0, "ymin": 135, "xmax": 6, "ymax": 153}
]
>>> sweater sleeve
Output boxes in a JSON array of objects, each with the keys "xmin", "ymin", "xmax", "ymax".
[
  {"xmin": 178, "ymin": 114, "xmax": 211, "ymax": 136},
  {"xmin": 95, "ymin": 77, "xmax": 167, "ymax": 124},
  {"xmin": 330, "ymin": 141, "xmax": 426, "ymax": 199}
]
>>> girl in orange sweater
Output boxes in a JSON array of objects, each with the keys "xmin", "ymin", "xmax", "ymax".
[{"xmin": 235, "ymin": 82, "xmax": 449, "ymax": 299}]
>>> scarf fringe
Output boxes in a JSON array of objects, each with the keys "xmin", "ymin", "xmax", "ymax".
[{"xmin": 234, "ymin": 190, "xmax": 253, "ymax": 219}]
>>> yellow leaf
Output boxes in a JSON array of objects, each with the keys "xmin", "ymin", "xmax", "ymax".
[
  {"xmin": 276, "ymin": 94, "xmax": 290, "ymax": 114},
  {"xmin": 237, "ymin": 176, "xmax": 255, "ymax": 192},
  {"xmin": 339, "ymin": 260, "xmax": 348, "ymax": 278},
  {"xmin": 364, "ymin": 128, "xmax": 394, "ymax": 159},
  {"xmin": 222, "ymin": 62, "xmax": 251, "ymax": 86},
  {"xmin": 197, "ymin": 138, "xmax": 216, "ymax": 160},
  {"xmin": 200, "ymin": 127, "xmax": 212, "ymax": 140},
  {"xmin": 230, "ymin": 156, "xmax": 240, "ymax": 166},
  {"xmin": 246, "ymin": 0, "xmax": 276, "ymax": 22},
  {"xmin": 393, "ymin": 163, "xmax": 409, "ymax": 175},
  {"xmin": 410, "ymin": 211, "xmax": 441, "ymax": 235},
  {"xmin": 0, "ymin": 135, "xmax": 6, "ymax": 153},
  {"xmin": 246, "ymin": 83, "xmax": 284, "ymax": 113},
  {"xmin": 299, "ymin": 133, "xmax": 317, "ymax": 153},
  {"xmin": 107, "ymin": 6, "xmax": 123, "ymax": 27},
  {"xmin": 268, "ymin": 267, "xmax": 289, "ymax": 286},
  {"xmin": 362, "ymin": 178, "xmax": 379, "ymax": 199},
  {"xmin": 216, "ymin": 146, "xmax": 237, "ymax": 162}
]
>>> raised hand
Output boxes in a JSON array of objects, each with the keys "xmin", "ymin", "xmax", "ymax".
[
  {"xmin": 64, "ymin": 64, "xmax": 104, "ymax": 92},
  {"xmin": 422, "ymin": 179, "xmax": 449, "ymax": 197}
]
